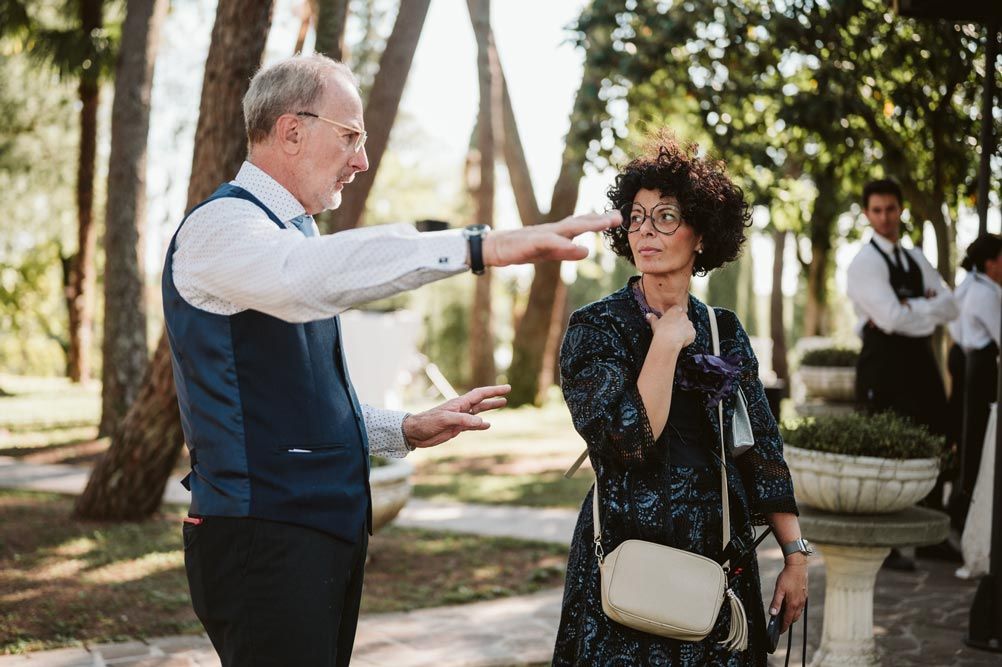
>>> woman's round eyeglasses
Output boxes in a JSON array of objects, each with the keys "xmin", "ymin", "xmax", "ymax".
[{"xmin": 624, "ymin": 203, "xmax": 683, "ymax": 235}]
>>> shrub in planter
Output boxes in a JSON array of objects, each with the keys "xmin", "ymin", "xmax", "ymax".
[
  {"xmin": 798, "ymin": 347, "xmax": 859, "ymax": 402},
  {"xmin": 780, "ymin": 412, "xmax": 942, "ymax": 514},
  {"xmin": 800, "ymin": 347, "xmax": 859, "ymax": 368},
  {"xmin": 781, "ymin": 411, "xmax": 940, "ymax": 459}
]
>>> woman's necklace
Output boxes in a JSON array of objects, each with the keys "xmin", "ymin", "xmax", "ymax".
[{"xmin": 637, "ymin": 275, "xmax": 663, "ymax": 317}]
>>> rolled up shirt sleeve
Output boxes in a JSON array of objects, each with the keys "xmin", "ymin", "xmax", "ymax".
[
  {"xmin": 846, "ymin": 246, "xmax": 952, "ymax": 336},
  {"xmin": 907, "ymin": 250, "xmax": 958, "ymax": 325},
  {"xmin": 172, "ymin": 199, "xmax": 469, "ymax": 322}
]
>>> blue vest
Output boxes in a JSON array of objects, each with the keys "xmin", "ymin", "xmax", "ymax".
[{"xmin": 162, "ymin": 183, "xmax": 371, "ymax": 541}]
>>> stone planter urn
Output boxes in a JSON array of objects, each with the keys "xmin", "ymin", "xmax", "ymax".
[
  {"xmin": 370, "ymin": 457, "xmax": 413, "ymax": 532},
  {"xmin": 784, "ymin": 445, "xmax": 939, "ymax": 514},
  {"xmin": 799, "ymin": 365, "xmax": 856, "ymax": 403}
]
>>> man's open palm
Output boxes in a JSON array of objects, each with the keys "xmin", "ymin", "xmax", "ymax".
[{"xmin": 402, "ymin": 384, "xmax": 511, "ymax": 449}]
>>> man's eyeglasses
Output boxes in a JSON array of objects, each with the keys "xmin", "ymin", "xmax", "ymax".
[
  {"xmin": 296, "ymin": 111, "xmax": 367, "ymax": 153},
  {"xmin": 624, "ymin": 202, "xmax": 683, "ymax": 235}
]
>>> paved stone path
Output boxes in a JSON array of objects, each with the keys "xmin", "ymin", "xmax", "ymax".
[{"xmin": 0, "ymin": 458, "xmax": 998, "ymax": 666}]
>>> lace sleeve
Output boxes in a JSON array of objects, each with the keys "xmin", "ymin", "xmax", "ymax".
[
  {"xmin": 728, "ymin": 314, "xmax": 799, "ymax": 524},
  {"xmin": 559, "ymin": 314, "xmax": 660, "ymax": 469}
]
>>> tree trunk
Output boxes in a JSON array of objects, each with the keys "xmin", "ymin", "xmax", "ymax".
[
  {"xmin": 802, "ymin": 167, "xmax": 838, "ymax": 337},
  {"xmin": 75, "ymin": 0, "xmax": 275, "ymax": 521},
  {"xmin": 314, "ymin": 0, "xmax": 348, "ymax": 60},
  {"xmin": 293, "ymin": 0, "xmax": 312, "ymax": 55},
  {"xmin": 770, "ymin": 227, "xmax": 789, "ymax": 382},
  {"xmin": 76, "ymin": 336, "xmax": 186, "ymax": 518},
  {"xmin": 505, "ymin": 75, "xmax": 593, "ymax": 406},
  {"xmin": 537, "ymin": 278, "xmax": 567, "ymax": 399},
  {"xmin": 98, "ymin": 0, "xmax": 168, "ymax": 437},
  {"xmin": 326, "ymin": 0, "xmax": 431, "ymax": 233},
  {"xmin": 740, "ymin": 250, "xmax": 758, "ymax": 336},
  {"xmin": 66, "ymin": 0, "xmax": 103, "ymax": 384},
  {"xmin": 186, "ymin": 1, "xmax": 274, "ymax": 209},
  {"xmin": 496, "ymin": 39, "xmax": 541, "ymax": 227},
  {"xmin": 467, "ymin": 0, "xmax": 497, "ymax": 387}
]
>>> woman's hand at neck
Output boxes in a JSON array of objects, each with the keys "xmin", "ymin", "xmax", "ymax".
[{"xmin": 635, "ymin": 272, "xmax": 696, "ymax": 440}]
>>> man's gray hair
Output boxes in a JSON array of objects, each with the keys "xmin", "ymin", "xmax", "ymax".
[{"xmin": 243, "ymin": 55, "xmax": 356, "ymax": 146}]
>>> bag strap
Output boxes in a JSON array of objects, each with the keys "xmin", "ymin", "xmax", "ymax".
[
  {"xmin": 784, "ymin": 596, "xmax": 809, "ymax": 667},
  {"xmin": 590, "ymin": 303, "xmax": 732, "ymax": 557},
  {"xmin": 706, "ymin": 304, "xmax": 731, "ymax": 553}
]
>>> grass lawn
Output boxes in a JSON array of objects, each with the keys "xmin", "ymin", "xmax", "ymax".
[
  {"xmin": 0, "ymin": 490, "xmax": 568, "ymax": 654},
  {"xmin": 1, "ymin": 378, "xmax": 597, "ymax": 509},
  {"xmin": 409, "ymin": 399, "xmax": 596, "ymax": 508},
  {"xmin": 413, "ymin": 452, "xmax": 594, "ymax": 508}
]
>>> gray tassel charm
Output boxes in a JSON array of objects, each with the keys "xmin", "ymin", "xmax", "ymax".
[{"xmin": 720, "ymin": 588, "xmax": 749, "ymax": 651}]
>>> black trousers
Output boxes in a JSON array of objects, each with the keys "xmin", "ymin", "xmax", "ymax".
[
  {"xmin": 946, "ymin": 343, "xmax": 967, "ymax": 448},
  {"xmin": 952, "ymin": 344, "xmax": 1000, "ymax": 530},
  {"xmin": 183, "ymin": 516, "xmax": 368, "ymax": 667}
]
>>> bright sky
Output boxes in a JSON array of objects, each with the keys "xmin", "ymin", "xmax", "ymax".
[
  {"xmin": 144, "ymin": 0, "xmax": 997, "ymax": 302},
  {"xmin": 146, "ymin": 0, "xmax": 605, "ymax": 262}
]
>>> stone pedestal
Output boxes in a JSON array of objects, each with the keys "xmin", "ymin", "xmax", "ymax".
[
  {"xmin": 798, "ymin": 506, "xmax": 949, "ymax": 667},
  {"xmin": 371, "ymin": 457, "xmax": 413, "ymax": 532}
]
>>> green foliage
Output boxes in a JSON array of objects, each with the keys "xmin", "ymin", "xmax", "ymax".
[
  {"xmin": 0, "ymin": 51, "xmax": 79, "ymax": 375},
  {"xmin": 705, "ymin": 250, "xmax": 757, "ymax": 335},
  {"xmin": 567, "ymin": 246, "xmax": 636, "ymax": 314},
  {"xmin": 346, "ymin": 0, "xmax": 396, "ymax": 103},
  {"xmin": 800, "ymin": 347, "xmax": 859, "ymax": 368},
  {"xmin": 2, "ymin": 0, "xmax": 121, "ymax": 81},
  {"xmin": 781, "ymin": 412, "xmax": 941, "ymax": 459},
  {"xmin": 0, "ymin": 242, "xmax": 69, "ymax": 375},
  {"xmin": 576, "ymin": 0, "xmax": 987, "ymax": 298},
  {"xmin": 420, "ymin": 279, "xmax": 472, "ymax": 390}
]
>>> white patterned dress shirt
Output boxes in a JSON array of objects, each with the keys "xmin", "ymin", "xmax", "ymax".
[
  {"xmin": 846, "ymin": 232, "xmax": 958, "ymax": 337},
  {"xmin": 171, "ymin": 161, "xmax": 470, "ymax": 457}
]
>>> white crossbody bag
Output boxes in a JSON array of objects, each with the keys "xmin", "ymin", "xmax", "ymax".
[{"xmin": 565, "ymin": 305, "xmax": 749, "ymax": 649}]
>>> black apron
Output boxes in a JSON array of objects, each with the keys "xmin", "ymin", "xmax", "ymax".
[
  {"xmin": 855, "ymin": 240, "xmax": 948, "ymax": 437},
  {"xmin": 960, "ymin": 313, "xmax": 1000, "ymax": 492}
]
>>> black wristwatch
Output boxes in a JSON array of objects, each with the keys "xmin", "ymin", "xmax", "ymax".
[{"xmin": 463, "ymin": 224, "xmax": 490, "ymax": 275}]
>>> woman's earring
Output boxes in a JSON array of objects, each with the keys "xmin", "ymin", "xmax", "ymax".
[{"xmin": 696, "ymin": 247, "xmax": 703, "ymax": 254}]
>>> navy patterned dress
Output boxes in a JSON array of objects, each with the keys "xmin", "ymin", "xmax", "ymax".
[{"xmin": 552, "ymin": 278, "xmax": 798, "ymax": 666}]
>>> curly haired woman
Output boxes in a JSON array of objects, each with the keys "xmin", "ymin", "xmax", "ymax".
[{"xmin": 552, "ymin": 134, "xmax": 807, "ymax": 666}]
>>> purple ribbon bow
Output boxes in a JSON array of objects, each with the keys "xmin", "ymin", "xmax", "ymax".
[{"xmin": 676, "ymin": 352, "xmax": 744, "ymax": 408}]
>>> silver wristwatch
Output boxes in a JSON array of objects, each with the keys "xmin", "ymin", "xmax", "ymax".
[{"xmin": 781, "ymin": 538, "xmax": 814, "ymax": 559}]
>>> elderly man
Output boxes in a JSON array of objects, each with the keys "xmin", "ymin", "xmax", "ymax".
[{"xmin": 163, "ymin": 54, "xmax": 620, "ymax": 667}]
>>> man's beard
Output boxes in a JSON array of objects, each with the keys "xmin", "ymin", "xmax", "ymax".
[{"xmin": 322, "ymin": 190, "xmax": 343, "ymax": 212}]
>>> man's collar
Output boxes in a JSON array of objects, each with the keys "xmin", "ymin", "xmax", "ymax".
[
  {"xmin": 870, "ymin": 232, "xmax": 899, "ymax": 253},
  {"xmin": 232, "ymin": 161, "xmax": 307, "ymax": 223}
]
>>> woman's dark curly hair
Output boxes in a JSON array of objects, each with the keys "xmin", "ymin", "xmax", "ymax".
[{"xmin": 604, "ymin": 134, "xmax": 751, "ymax": 275}]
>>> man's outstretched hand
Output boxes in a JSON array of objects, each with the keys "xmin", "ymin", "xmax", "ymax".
[
  {"xmin": 402, "ymin": 384, "xmax": 511, "ymax": 449},
  {"xmin": 481, "ymin": 211, "xmax": 621, "ymax": 267}
]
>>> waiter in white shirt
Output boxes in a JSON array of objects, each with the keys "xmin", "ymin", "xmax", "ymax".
[
  {"xmin": 846, "ymin": 179, "xmax": 958, "ymax": 571},
  {"xmin": 164, "ymin": 54, "xmax": 622, "ymax": 667},
  {"xmin": 953, "ymin": 234, "xmax": 1002, "ymax": 530},
  {"xmin": 847, "ymin": 179, "xmax": 958, "ymax": 435}
]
